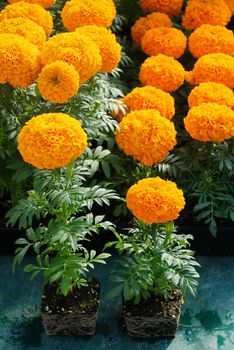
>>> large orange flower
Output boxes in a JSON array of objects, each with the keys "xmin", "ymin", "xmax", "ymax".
[
  {"xmin": 140, "ymin": 0, "xmax": 184, "ymax": 17},
  {"xmin": 7, "ymin": 0, "xmax": 56, "ymax": 9}
]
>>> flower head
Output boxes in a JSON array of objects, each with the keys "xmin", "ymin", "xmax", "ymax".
[
  {"xmin": 40, "ymin": 32, "xmax": 102, "ymax": 84},
  {"xmin": 184, "ymin": 103, "xmax": 234, "ymax": 142},
  {"xmin": 18, "ymin": 113, "xmax": 88, "ymax": 169},
  {"xmin": 182, "ymin": 0, "xmax": 231, "ymax": 30},
  {"xmin": 75, "ymin": 25, "xmax": 121, "ymax": 73},
  {"xmin": 122, "ymin": 86, "xmax": 175, "ymax": 120},
  {"xmin": 7, "ymin": 0, "xmax": 56, "ymax": 9},
  {"xmin": 126, "ymin": 177, "xmax": 185, "ymax": 224},
  {"xmin": 139, "ymin": 54, "xmax": 185, "ymax": 92},
  {"xmin": 38, "ymin": 60, "xmax": 80, "ymax": 104},
  {"xmin": 140, "ymin": 0, "xmax": 184, "ymax": 17},
  {"xmin": 188, "ymin": 82, "xmax": 234, "ymax": 109},
  {"xmin": 188, "ymin": 25, "xmax": 234, "ymax": 58},
  {"xmin": 0, "ymin": 33, "xmax": 41, "ymax": 88},
  {"xmin": 0, "ymin": 17, "xmax": 46, "ymax": 48},
  {"xmin": 131, "ymin": 12, "xmax": 172, "ymax": 46},
  {"xmin": 115, "ymin": 110, "xmax": 177, "ymax": 166},
  {"xmin": 61, "ymin": 0, "xmax": 116, "ymax": 32},
  {"xmin": 0, "ymin": 1, "xmax": 53, "ymax": 36},
  {"xmin": 185, "ymin": 53, "xmax": 234, "ymax": 89},
  {"xmin": 224, "ymin": 0, "xmax": 234, "ymax": 13},
  {"xmin": 141, "ymin": 27, "xmax": 187, "ymax": 59}
]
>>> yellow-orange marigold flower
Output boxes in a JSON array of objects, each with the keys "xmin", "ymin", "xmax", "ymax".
[
  {"xmin": 40, "ymin": 32, "xmax": 102, "ymax": 84},
  {"xmin": 184, "ymin": 103, "xmax": 234, "ymax": 142},
  {"xmin": 126, "ymin": 177, "xmax": 185, "ymax": 224},
  {"xmin": 131, "ymin": 12, "xmax": 172, "ymax": 46},
  {"xmin": 18, "ymin": 113, "xmax": 88, "ymax": 169},
  {"xmin": 188, "ymin": 25, "xmax": 234, "ymax": 58},
  {"xmin": 115, "ymin": 110, "xmax": 177, "ymax": 166},
  {"xmin": 139, "ymin": 54, "xmax": 185, "ymax": 92},
  {"xmin": 0, "ymin": 17, "xmax": 46, "ymax": 48},
  {"xmin": 188, "ymin": 82, "xmax": 234, "ymax": 109},
  {"xmin": 122, "ymin": 86, "xmax": 175, "ymax": 120},
  {"xmin": 7, "ymin": 0, "xmax": 56, "ymax": 9},
  {"xmin": 185, "ymin": 53, "xmax": 234, "ymax": 89},
  {"xmin": 141, "ymin": 27, "xmax": 187, "ymax": 59},
  {"xmin": 38, "ymin": 60, "xmax": 80, "ymax": 104},
  {"xmin": 0, "ymin": 1, "xmax": 53, "ymax": 36},
  {"xmin": 224, "ymin": 0, "xmax": 234, "ymax": 14},
  {"xmin": 0, "ymin": 33, "xmax": 41, "ymax": 88},
  {"xmin": 140, "ymin": 0, "xmax": 184, "ymax": 17},
  {"xmin": 182, "ymin": 0, "xmax": 231, "ymax": 30},
  {"xmin": 75, "ymin": 25, "xmax": 121, "ymax": 73},
  {"xmin": 61, "ymin": 0, "xmax": 116, "ymax": 32}
]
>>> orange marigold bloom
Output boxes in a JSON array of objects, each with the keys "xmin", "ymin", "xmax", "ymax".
[
  {"xmin": 188, "ymin": 25, "xmax": 234, "ymax": 58},
  {"xmin": 40, "ymin": 32, "xmax": 102, "ymax": 84},
  {"xmin": 140, "ymin": 0, "xmax": 184, "ymax": 17},
  {"xmin": 122, "ymin": 86, "xmax": 175, "ymax": 120},
  {"xmin": 184, "ymin": 103, "xmax": 234, "ymax": 142},
  {"xmin": 61, "ymin": 0, "xmax": 116, "ymax": 32},
  {"xmin": 115, "ymin": 110, "xmax": 177, "ymax": 166},
  {"xmin": 131, "ymin": 12, "xmax": 172, "ymax": 46},
  {"xmin": 224, "ymin": 0, "xmax": 234, "ymax": 14},
  {"xmin": 0, "ymin": 33, "xmax": 41, "ymax": 88},
  {"xmin": 139, "ymin": 54, "xmax": 185, "ymax": 92},
  {"xmin": 126, "ymin": 177, "xmax": 185, "ymax": 224},
  {"xmin": 185, "ymin": 53, "xmax": 234, "ymax": 89},
  {"xmin": 141, "ymin": 27, "xmax": 187, "ymax": 59},
  {"xmin": 75, "ymin": 25, "xmax": 121, "ymax": 73},
  {"xmin": 18, "ymin": 113, "xmax": 88, "ymax": 169},
  {"xmin": 0, "ymin": 17, "xmax": 46, "ymax": 48},
  {"xmin": 182, "ymin": 0, "xmax": 231, "ymax": 30},
  {"xmin": 38, "ymin": 60, "xmax": 80, "ymax": 104},
  {"xmin": 0, "ymin": 1, "xmax": 53, "ymax": 36},
  {"xmin": 7, "ymin": 0, "xmax": 56, "ymax": 9},
  {"xmin": 188, "ymin": 82, "xmax": 234, "ymax": 109}
]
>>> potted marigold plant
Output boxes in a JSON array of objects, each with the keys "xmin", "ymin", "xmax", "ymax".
[
  {"xmin": 7, "ymin": 112, "xmax": 118, "ymax": 336},
  {"xmin": 107, "ymin": 177, "xmax": 200, "ymax": 338}
]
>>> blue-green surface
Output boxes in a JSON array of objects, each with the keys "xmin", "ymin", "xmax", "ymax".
[{"xmin": 0, "ymin": 256, "xmax": 234, "ymax": 350}]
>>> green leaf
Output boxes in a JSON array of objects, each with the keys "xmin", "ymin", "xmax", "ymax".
[{"xmin": 60, "ymin": 277, "xmax": 70, "ymax": 296}]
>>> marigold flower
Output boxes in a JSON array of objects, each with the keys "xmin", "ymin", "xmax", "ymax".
[
  {"xmin": 188, "ymin": 82, "xmax": 234, "ymax": 109},
  {"xmin": 18, "ymin": 113, "xmax": 88, "ymax": 169},
  {"xmin": 40, "ymin": 32, "xmax": 102, "ymax": 84},
  {"xmin": 184, "ymin": 103, "xmax": 234, "ymax": 142},
  {"xmin": 139, "ymin": 54, "xmax": 185, "ymax": 92},
  {"xmin": 188, "ymin": 25, "xmax": 234, "ymax": 58},
  {"xmin": 38, "ymin": 61, "xmax": 80, "ymax": 104},
  {"xmin": 0, "ymin": 33, "xmax": 41, "ymax": 88},
  {"xmin": 182, "ymin": 0, "xmax": 231, "ymax": 30},
  {"xmin": 224, "ymin": 0, "xmax": 234, "ymax": 14},
  {"xmin": 0, "ymin": 1, "xmax": 53, "ymax": 36},
  {"xmin": 141, "ymin": 27, "xmax": 187, "ymax": 59},
  {"xmin": 140, "ymin": 0, "xmax": 184, "ymax": 17},
  {"xmin": 75, "ymin": 25, "xmax": 121, "ymax": 73},
  {"xmin": 61, "ymin": 0, "xmax": 116, "ymax": 32},
  {"xmin": 126, "ymin": 177, "xmax": 185, "ymax": 224},
  {"xmin": 185, "ymin": 53, "xmax": 234, "ymax": 89},
  {"xmin": 115, "ymin": 110, "xmax": 177, "ymax": 166},
  {"xmin": 131, "ymin": 12, "xmax": 172, "ymax": 46},
  {"xmin": 122, "ymin": 86, "xmax": 175, "ymax": 120},
  {"xmin": 7, "ymin": 0, "xmax": 56, "ymax": 9},
  {"xmin": 0, "ymin": 17, "xmax": 46, "ymax": 48}
]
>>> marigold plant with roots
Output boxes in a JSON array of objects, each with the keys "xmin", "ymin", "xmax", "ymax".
[
  {"xmin": 18, "ymin": 113, "xmax": 88, "ymax": 169},
  {"xmin": 115, "ymin": 110, "xmax": 177, "ymax": 166},
  {"xmin": 188, "ymin": 82, "xmax": 234, "ymax": 109},
  {"xmin": 185, "ymin": 53, "xmax": 234, "ymax": 89},
  {"xmin": 184, "ymin": 103, "xmax": 234, "ymax": 142},
  {"xmin": 141, "ymin": 27, "xmax": 187, "ymax": 59},
  {"xmin": 38, "ymin": 60, "xmax": 80, "ymax": 104},
  {"xmin": 131, "ymin": 12, "xmax": 172, "ymax": 46},
  {"xmin": 126, "ymin": 177, "xmax": 185, "ymax": 224},
  {"xmin": 140, "ymin": 0, "xmax": 184, "ymax": 17},
  {"xmin": 61, "ymin": 0, "xmax": 116, "ymax": 32},
  {"xmin": 75, "ymin": 25, "xmax": 121, "ymax": 73},
  {"xmin": 7, "ymin": 0, "xmax": 56, "ymax": 9},
  {"xmin": 188, "ymin": 25, "xmax": 234, "ymax": 58},
  {"xmin": 139, "ymin": 54, "xmax": 185, "ymax": 92}
]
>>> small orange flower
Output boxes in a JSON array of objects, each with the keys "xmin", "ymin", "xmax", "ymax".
[
  {"xmin": 7, "ymin": 0, "xmax": 56, "ymax": 9},
  {"xmin": 126, "ymin": 177, "xmax": 185, "ymax": 224},
  {"xmin": 224, "ymin": 0, "xmax": 234, "ymax": 14},
  {"xmin": 140, "ymin": 0, "xmax": 184, "ymax": 17}
]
